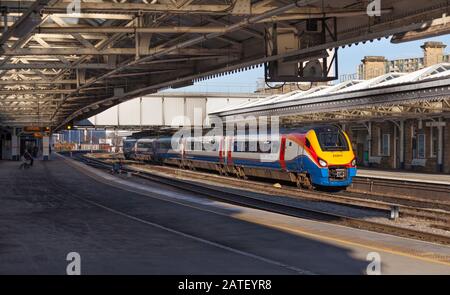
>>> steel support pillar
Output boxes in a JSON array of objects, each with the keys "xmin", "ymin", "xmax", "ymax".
[
  {"xmin": 399, "ymin": 120, "xmax": 405, "ymax": 169},
  {"xmin": 437, "ymin": 118, "xmax": 444, "ymax": 172},
  {"xmin": 11, "ymin": 128, "xmax": 19, "ymax": 161},
  {"xmin": 43, "ymin": 135, "xmax": 50, "ymax": 160}
]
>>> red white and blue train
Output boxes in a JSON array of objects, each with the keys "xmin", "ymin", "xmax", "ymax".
[{"xmin": 123, "ymin": 125, "xmax": 357, "ymax": 189}]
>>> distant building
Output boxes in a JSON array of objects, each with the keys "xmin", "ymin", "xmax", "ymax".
[{"xmin": 358, "ymin": 41, "xmax": 450, "ymax": 80}]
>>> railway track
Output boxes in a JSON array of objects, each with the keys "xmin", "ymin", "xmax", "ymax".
[
  {"xmin": 350, "ymin": 177, "xmax": 450, "ymax": 203},
  {"xmin": 78, "ymin": 152, "xmax": 450, "ymax": 223},
  {"xmin": 130, "ymin": 163, "xmax": 450, "ymax": 223},
  {"xmin": 70, "ymin": 152, "xmax": 450, "ymax": 245}
]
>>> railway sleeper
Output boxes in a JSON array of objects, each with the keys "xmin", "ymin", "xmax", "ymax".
[
  {"xmin": 235, "ymin": 166, "xmax": 247, "ymax": 180},
  {"xmin": 296, "ymin": 173, "xmax": 313, "ymax": 190}
]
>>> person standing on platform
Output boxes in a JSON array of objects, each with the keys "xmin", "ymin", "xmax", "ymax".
[{"xmin": 24, "ymin": 150, "xmax": 33, "ymax": 167}]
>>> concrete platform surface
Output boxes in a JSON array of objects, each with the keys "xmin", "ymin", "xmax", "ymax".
[
  {"xmin": 357, "ymin": 168, "xmax": 450, "ymax": 185},
  {"xmin": 0, "ymin": 157, "xmax": 449, "ymax": 274}
]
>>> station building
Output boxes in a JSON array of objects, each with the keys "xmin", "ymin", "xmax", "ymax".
[{"xmin": 211, "ymin": 42, "xmax": 450, "ymax": 174}]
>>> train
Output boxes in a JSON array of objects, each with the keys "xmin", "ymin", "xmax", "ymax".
[{"xmin": 123, "ymin": 125, "xmax": 357, "ymax": 189}]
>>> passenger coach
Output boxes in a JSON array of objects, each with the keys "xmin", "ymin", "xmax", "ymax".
[{"xmin": 126, "ymin": 125, "xmax": 357, "ymax": 189}]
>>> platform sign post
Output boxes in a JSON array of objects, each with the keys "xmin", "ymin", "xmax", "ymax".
[{"xmin": 43, "ymin": 136, "xmax": 50, "ymax": 161}]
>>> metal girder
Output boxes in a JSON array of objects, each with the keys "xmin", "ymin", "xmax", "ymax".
[
  {"xmin": 225, "ymin": 88, "xmax": 450, "ymax": 124},
  {"xmin": 0, "ymin": 0, "xmax": 448, "ymax": 129},
  {"xmin": 0, "ymin": 63, "xmax": 113, "ymax": 69},
  {"xmin": 3, "ymin": 47, "xmax": 241, "ymax": 56},
  {"xmin": 36, "ymin": 26, "xmax": 230, "ymax": 34},
  {"xmin": 43, "ymin": 2, "xmax": 325, "ymax": 15}
]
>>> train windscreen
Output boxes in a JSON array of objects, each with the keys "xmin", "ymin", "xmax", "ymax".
[
  {"xmin": 316, "ymin": 129, "xmax": 349, "ymax": 151},
  {"xmin": 123, "ymin": 140, "xmax": 136, "ymax": 149}
]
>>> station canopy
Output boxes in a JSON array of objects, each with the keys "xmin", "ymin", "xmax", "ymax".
[
  {"xmin": 210, "ymin": 63, "xmax": 450, "ymax": 126},
  {"xmin": 0, "ymin": 0, "xmax": 448, "ymax": 130}
]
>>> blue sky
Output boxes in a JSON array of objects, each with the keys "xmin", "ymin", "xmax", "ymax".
[{"xmin": 168, "ymin": 35, "xmax": 450, "ymax": 93}]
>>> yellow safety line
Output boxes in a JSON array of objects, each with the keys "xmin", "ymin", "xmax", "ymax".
[{"xmin": 238, "ymin": 217, "xmax": 450, "ymax": 267}]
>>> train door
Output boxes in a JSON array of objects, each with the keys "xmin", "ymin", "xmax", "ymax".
[
  {"xmin": 218, "ymin": 137, "xmax": 224, "ymax": 165},
  {"xmin": 298, "ymin": 139, "xmax": 306, "ymax": 172},
  {"xmin": 284, "ymin": 137, "xmax": 300, "ymax": 171},
  {"xmin": 180, "ymin": 137, "xmax": 186, "ymax": 161},
  {"xmin": 224, "ymin": 136, "xmax": 233, "ymax": 165}
]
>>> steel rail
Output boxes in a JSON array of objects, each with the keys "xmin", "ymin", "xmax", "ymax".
[{"xmin": 71, "ymin": 153, "xmax": 450, "ymax": 245}]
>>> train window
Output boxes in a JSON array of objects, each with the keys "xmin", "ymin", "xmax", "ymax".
[
  {"xmin": 305, "ymin": 138, "xmax": 311, "ymax": 148},
  {"xmin": 317, "ymin": 131, "xmax": 349, "ymax": 151},
  {"xmin": 248, "ymin": 141, "xmax": 258, "ymax": 152},
  {"xmin": 271, "ymin": 141, "xmax": 280, "ymax": 153},
  {"xmin": 234, "ymin": 141, "xmax": 245, "ymax": 152},
  {"xmin": 161, "ymin": 140, "xmax": 172, "ymax": 150},
  {"xmin": 259, "ymin": 141, "xmax": 271, "ymax": 153},
  {"xmin": 288, "ymin": 141, "xmax": 293, "ymax": 147},
  {"xmin": 202, "ymin": 137, "xmax": 218, "ymax": 152}
]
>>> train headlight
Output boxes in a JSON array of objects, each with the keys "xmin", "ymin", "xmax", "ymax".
[
  {"xmin": 318, "ymin": 158, "xmax": 327, "ymax": 167},
  {"xmin": 351, "ymin": 158, "xmax": 357, "ymax": 167}
]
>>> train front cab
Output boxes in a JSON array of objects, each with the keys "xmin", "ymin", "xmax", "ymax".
[{"xmin": 295, "ymin": 127, "xmax": 357, "ymax": 188}]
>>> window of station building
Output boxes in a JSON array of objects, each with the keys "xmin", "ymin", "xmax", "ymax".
[
  {"xmin": 380, "ymin": 133, "xmax": 390, "ymax": 156},
  {"xmin": 430, "ymin": 127, "xmax": 438, "ymax": 158},
  {"xmin": 417, "ymin": 133, "xmax": 426, "ymax": 159}
]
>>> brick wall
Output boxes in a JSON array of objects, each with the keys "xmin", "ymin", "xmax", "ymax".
[
  {"xmin": 355, "ymin": 119, "xmax": 449, "ymax": 173},
  {"xmin": 404, "ymin": 120, "xmax": 414, "ymax": 169},
  {"xmin": 370, "ymin": 122, "xmax": 395, "ymax": 169},
  {"xmin": 361, "ymin": 56, "xmax": 387, "ymax": 80},
  {"xmin": 421, "ymin": 41, "xmax": 447, "ymax": 67},
  {"xmin": 444, "ymin": 119, "xmax": 450, "ymax": 173}
]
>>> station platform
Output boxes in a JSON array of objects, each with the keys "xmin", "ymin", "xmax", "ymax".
[
  {"xmin": 0, "ymin": 157, "xmax": 449, "ymax": 274},
  {"xmin": 357, "ymin": 168, "xmax": 450, "ymax": 185}
]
